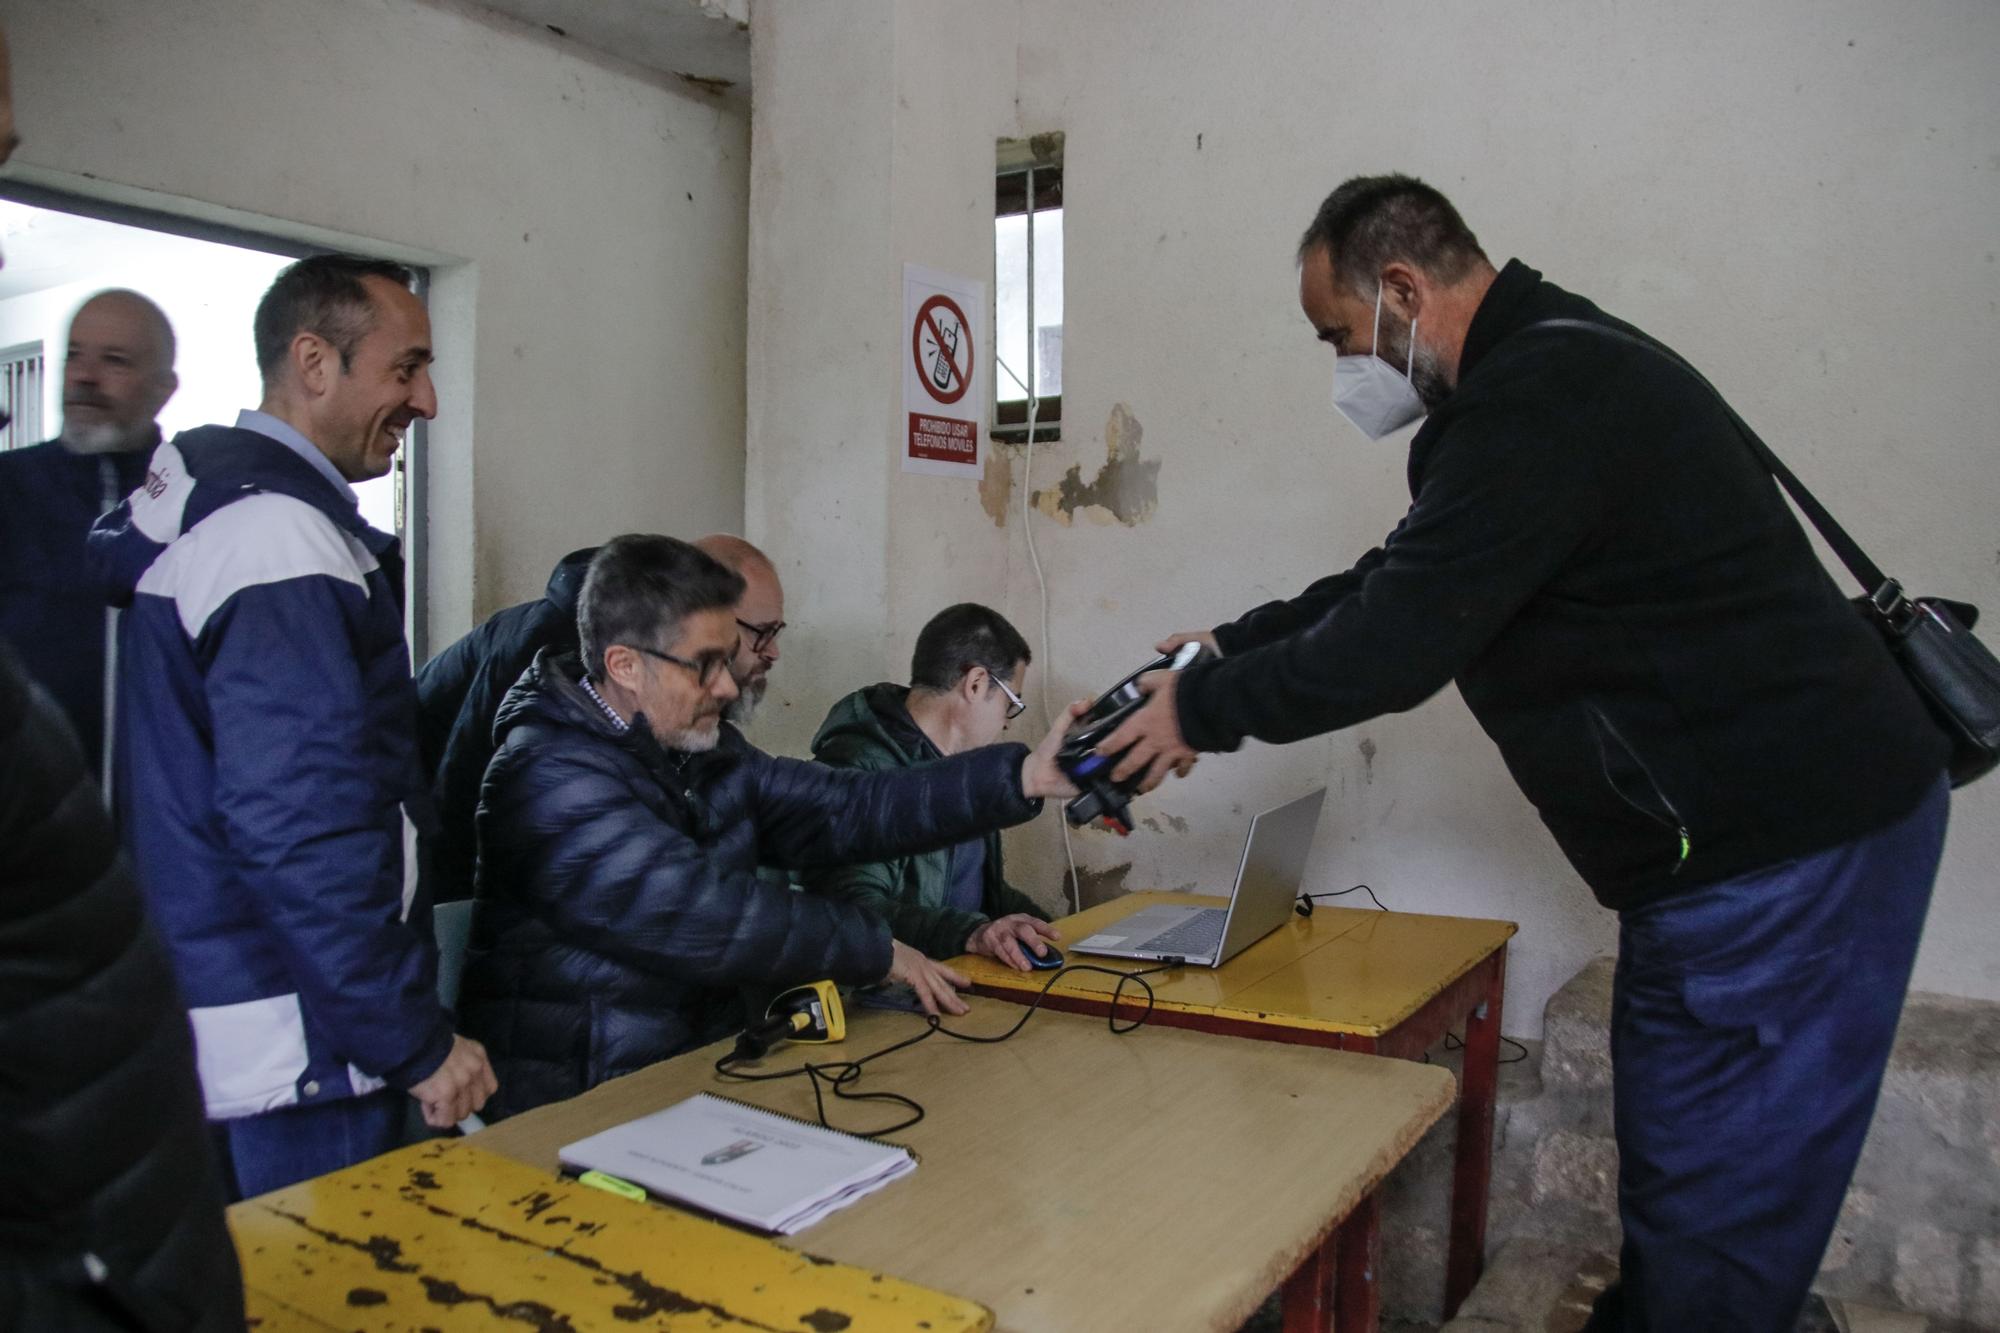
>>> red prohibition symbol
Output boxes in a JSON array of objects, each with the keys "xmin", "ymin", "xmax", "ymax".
[{"xmin": 913, "ymin": 293, "xmax": 973, "ymax": 405}]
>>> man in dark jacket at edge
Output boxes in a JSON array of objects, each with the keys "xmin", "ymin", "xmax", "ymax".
[
  {"xmin": 459, "ymin": 536, "xmax": 1086, "ymax": 1121},
  {"xmin": 1101, "ymin": 176, "xmax": 1951, "ymax": 1331},
  {"xmin": 1, "ymin": 641, "xmax": 246, "ymax": 1329},
  {"xmin": 804, "ymin": 602, "xmax": 1059, "ymax": 969},
  {"xmin": 0, "ymin": 39, "xmax": 241, "ymax": 1328}
]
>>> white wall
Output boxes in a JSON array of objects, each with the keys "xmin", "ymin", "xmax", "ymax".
[
  {"xmin": 2, "ymin": 0, "xmax": 750, "ymax": 645},
  {"xmin": 748, "ymin": 0, "xmax": 2000, "ymax": 1034}
]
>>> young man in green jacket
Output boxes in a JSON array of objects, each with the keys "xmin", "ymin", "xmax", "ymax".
[{"xmin": 805, "ymin": 604, "xmax": 1059, "ymax": 970}]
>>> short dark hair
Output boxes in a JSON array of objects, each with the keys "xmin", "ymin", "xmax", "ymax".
[
  {"xmin": 1298, "ymin": 174, "xmax": 1487, "ymax": 295},
  {"xmin": 254, "ymin": 254, "xmax": 417, "ymax": 380},
  {"xmin": 577, "ymin": 534, "xmax": 746, "ymax": 679},
  {"xmin": 910, "ymin": 603, "xmax": 1032, "ymax": 693}
]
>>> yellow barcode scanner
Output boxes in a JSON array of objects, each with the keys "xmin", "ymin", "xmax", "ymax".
[
  {"xmin": 771, "ymin": 979, "xmax": 845, "ymax": 1043},
  {"xmin": 732, "ymin": 979, "xmax": 846, "ymax": 1059}
]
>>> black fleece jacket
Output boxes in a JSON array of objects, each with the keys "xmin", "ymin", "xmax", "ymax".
[{"xmin": 1178, "ymin": 260, "xmax": 1948, "ymax": 910}]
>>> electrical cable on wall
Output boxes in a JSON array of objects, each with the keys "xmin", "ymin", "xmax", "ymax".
[{"xmin": 1022, "ymin": 389, "xmax": 1081, "ymax": 914}]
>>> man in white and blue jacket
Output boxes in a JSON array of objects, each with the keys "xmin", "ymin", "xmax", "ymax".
[{"xmin": 88, "ymin": 256, "xmax": 496, "ymax": 1199}]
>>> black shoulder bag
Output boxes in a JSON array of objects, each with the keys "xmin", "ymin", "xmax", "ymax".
[{"xmin": 1527, "ymin": 317, "xmax": 2000, "ymax": 788}]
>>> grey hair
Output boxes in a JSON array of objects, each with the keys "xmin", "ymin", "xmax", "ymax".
[{"xmin": 577, "ymin": 534, "xmax": 745, "ymax": 680}]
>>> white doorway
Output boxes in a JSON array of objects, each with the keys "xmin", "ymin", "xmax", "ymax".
[{"xmin": 0, "ymin": 199, "xmax": 409, "ymax": 539}]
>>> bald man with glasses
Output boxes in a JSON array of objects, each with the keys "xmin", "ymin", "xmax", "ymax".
[{"xmin": 693, "ymin": 532, "xmax": 784, "ymax": 729}]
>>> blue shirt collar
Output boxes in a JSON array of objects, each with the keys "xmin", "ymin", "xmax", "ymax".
[{"xmin": 234, "ymin": 409, "xmax": 358, "ymax": 507}]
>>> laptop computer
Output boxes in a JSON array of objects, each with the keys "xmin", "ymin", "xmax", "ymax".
[{"xmin": 1070, "ymin": 788, "xmax": 1327, "ymax": 967}]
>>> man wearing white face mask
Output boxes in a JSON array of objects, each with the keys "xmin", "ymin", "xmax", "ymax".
[
  {"xmin": 1107, "ymin": 174, "xmax": 1950, "ymax": 1331},
  {"xmin": 1325, "ymin": 277, "xmax": 1448, "ymax": 439}
]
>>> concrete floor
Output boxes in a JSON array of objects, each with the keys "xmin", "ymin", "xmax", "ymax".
[{"xmin": 1235, "ymin": 1242, "xmax": 1970, "ymax": 1333}]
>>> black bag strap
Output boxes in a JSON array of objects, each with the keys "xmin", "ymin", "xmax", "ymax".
[{"xmin": 1520, "ymin": 317, "xmax": 1899, "ymax": 613}]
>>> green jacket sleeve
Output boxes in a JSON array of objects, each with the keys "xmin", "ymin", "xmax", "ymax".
[
  {"xmin": 801, "ymin": 743, "xmax": 993, "ymax": 959},
  {"xmin": 806, "ymin": 854, "xmax": 989, "ymax": 960}
]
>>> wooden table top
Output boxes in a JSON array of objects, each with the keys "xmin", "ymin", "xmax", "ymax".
[
  {"xmin": 952, "ymin": 893, "xmax": 1517, "ymax": 1038},
  {"xmin": 231, "ymin": 1136, "xmax": 991, "ymax": 1331},
  {"xmin": 472, "ymin": 996, "xmax": 1455, "ymax": 1333},
  {"xmin": 234, "ymin": 1128, "xmax": 992, "ymax": 1328}
]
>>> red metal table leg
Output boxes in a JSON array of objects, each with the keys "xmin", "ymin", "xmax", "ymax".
[
  {"xmin": 1444, "ymin": 945, "xmax": 1507, "ymax": 1316},
  {"xmin": 1280, "ymin": 1227, "xmax": 1337, "ymax": 1332},
  {"xmin": 1334, "ymin": 1191, "xmax": 1383, "ymax": 1331}
]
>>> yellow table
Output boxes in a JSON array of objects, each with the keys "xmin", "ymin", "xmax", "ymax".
[
  {"xmin": 952, "ymin": 893, "xmax": 1517, "ymax": 1324},
  {"xmin": 472, "ymin": 996, "xmax": 1455, "ymax": 1333},
  {"xmin": 231, "ymin": 1137, "xmax": 993, "ymax": 1331}
]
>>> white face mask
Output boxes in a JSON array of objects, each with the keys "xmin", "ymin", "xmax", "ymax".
[{"xmin": 1331, "ymin": 288, "xmax": 1426, "ymax": 440}]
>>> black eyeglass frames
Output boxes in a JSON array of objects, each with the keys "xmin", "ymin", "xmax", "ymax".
[
  {"xmin": 737, "ymin": 618, "xmax": 785, "ymax": 653},
  {"xmin": 628, "ymin": 644, "xmax": 732, "ymax": 688}
]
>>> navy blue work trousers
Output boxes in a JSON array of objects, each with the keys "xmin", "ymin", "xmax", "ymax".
[
  {"xmin": 1586, "ymin": 775, "xmax": 1949, "ymax": 1332},
  {"xmin": 209, "ymin": 1088, "xmax": 406, "ymax": 1201}
]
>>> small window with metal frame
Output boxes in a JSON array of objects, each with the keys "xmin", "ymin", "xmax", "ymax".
[
  {"xmin": 993, "ymin": 134, "xmax": 1063, "ymax": 444},
  {"xmin": 0, "ymin": 340, "xmax": 44, "ymax": 450}
]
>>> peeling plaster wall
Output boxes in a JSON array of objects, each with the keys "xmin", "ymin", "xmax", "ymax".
[
  {"xmin": 746, "ymin": 0, "xmax": 1018, "ymax": 751},
  {"xmin": 4, "ymin": 0, "xmax": 750, "ymax": 645},
  {"xmin": 1030, "ymin": 402, "xmax": 1160, "ymax": 526},
  {"xmin": 751, "ymin": 1, "xmax": 2000, "ymax": 1033}
]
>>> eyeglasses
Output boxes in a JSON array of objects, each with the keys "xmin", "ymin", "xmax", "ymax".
[
  {"xmin": 992, "ymin": 674, "xmax": 1027, "ymax": 721},
  {"xmin": 628, "ymin": 644, "xmax": 732, "ymax": 688},
  {"xmin": 737, "ymin": 618, "xmax": 786, "ymax": 654}
]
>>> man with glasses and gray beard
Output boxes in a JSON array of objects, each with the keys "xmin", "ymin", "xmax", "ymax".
[
  {"xmin": 0, "ymin": 289, "xmax": 177, "ymax": 786},
  {"xmin": 417, "ymin": 533, "xmax": 786, "ymax": 904},
  {"xmin": 458, "ymin": 536, "xmax": 1088, "ymax": 1120}
]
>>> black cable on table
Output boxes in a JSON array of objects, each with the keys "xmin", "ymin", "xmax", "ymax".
[
  {"xmin": 1295, "ymin": 882, "xmax": 1388, "ymax": 915},
  {"xmin": 713, "ymin": 960, "xmax": 1182, "ymax": 1136}
]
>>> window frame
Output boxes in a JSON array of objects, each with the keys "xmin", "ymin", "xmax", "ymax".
[{"xmin": 992, "ymin": 138, "xmax": 1063, "ymax": 445}]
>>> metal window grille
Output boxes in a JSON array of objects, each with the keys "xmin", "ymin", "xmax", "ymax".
[{"xmin": 0, "ymin": 341, "xmax": 44, "ymax": 450}]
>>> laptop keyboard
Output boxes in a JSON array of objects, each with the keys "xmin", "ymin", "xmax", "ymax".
[{"xmin": 1135, "ymin": 909, "xmax": 1228, "ymax": 959}]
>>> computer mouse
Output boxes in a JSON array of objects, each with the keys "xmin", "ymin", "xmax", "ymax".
[{"xmin": 1025, "ymin": 947, "xmax": 1065, "ymax": 971}]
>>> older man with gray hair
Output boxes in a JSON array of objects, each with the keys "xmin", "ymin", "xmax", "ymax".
[{"xmin": 0, "ymin": 288, "xmax": 178, "ymax": 785}]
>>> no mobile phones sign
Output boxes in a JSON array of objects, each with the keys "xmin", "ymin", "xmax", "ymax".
[{"xmin": 902, "ymin": 265, "xmax": 985, "ymax": 477}]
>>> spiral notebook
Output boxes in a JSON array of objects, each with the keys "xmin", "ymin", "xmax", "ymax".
[{"xmin": 557, "ymin": 1093, "xmax": 917, "ymax": 1235}]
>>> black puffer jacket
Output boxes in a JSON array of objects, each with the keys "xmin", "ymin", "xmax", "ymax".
[
  {"xmin": 460, "ymin": 651, "xmax": 1042, "ymax": 1119},
  {"xmin": 416, "ymin": 547, "xmax": 596, "ymax": 902},
  {"xmin": 0, "ymin": 643, "xmax": 245, "ymax": 1331}
]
